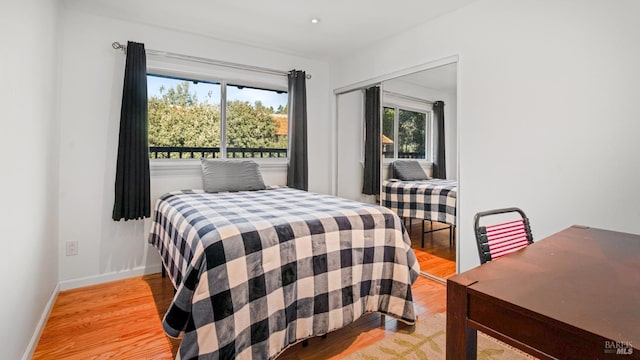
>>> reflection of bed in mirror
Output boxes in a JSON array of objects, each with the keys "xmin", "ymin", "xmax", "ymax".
[{"xmin": 381, "ymin": 161, "xmax": 457, "ymax": 248}]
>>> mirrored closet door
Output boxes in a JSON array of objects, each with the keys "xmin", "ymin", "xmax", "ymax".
[
  {"xmin": 334, "ymin": 61, "xmax": 458, "ymax": 282},
  {"xmin": 380, "ymin": 63, "xmax": 458, "ymax": 281}
]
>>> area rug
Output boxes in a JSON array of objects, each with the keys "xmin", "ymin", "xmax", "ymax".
[{"xmin": 344, "ymin": 313, "xmax": 534, "ymax": 360}]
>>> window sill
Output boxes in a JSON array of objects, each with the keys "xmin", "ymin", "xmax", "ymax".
[
  {"xmin": 382, "ymin": 159, "xmax": 431, "ymax": 165},
  {"xmin": 150, "ymin": 158, "xmax": 287, "ymax": 177}
]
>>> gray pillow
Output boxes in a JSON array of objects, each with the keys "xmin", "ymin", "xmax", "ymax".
[
  {"xmin": 201, "ymin": 159, "xmax": 266, "ymax": 193},
  {"xmin": 393, "ymin": 160, "xmax": 430, "ymax": 181}
]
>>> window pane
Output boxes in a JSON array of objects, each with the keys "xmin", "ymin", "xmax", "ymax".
[
  {"xmin": 147, "ymin": 74, "xmax": 221, "ymax": 159},
  {"xmin": 226, "ymin": 85, "xmax": 288, "ymax": 158},
  {"xmin": 382, "ymin": 107, "xmax": 395, "ymax": 159},
  {"xmin": 398, "ymin": 109, "xmax": 426, "ymax": 159}
]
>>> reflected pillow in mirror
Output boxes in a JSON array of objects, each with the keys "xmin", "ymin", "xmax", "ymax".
[
  {"xmin": 393, "ymin": 160, "xmax": 430, "ymax": 181},
  {"xmin": 201, "ymin": 159, "xmax": 266, "ymax": 193}
]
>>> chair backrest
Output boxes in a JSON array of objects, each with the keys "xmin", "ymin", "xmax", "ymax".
[{"xmin": 474, "ymin": 207, "xmax": 533, "ymax": 264}]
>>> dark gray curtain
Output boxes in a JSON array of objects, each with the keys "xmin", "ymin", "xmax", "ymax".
[
  {"xmin": 112, "ymin": 41, "xmax": 150, "ymax": 221},
  {"xmin": 287, "ymin": 70, "xmax": 308, "ymax": 191},
  {"xmin": 362, "ymin": 86, "xmax": 381, "ymax": 195},
  {"xmin": 432, "ymin": 101, "xmax": 446, "ymax": 179}
]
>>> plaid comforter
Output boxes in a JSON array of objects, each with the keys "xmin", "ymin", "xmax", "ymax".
[
  {"xmin": 148, "ymin": 187, "xmax": 419, "ymax": 360},
  {"xmin": 381, "ymin": 179, "xmax": 457, "ymax": 226}
]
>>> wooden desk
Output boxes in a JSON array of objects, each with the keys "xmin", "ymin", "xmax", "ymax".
[{"xmin": 447, "ymin": 225, "xmax": 640, "ymax": 359}]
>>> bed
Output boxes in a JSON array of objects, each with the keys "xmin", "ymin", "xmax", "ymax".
[
  {"xmin": 381, "ymin": 179, "xmax": 457, "ymax": 225},
  {"xmin": 381, "ymin": 178, "xmax": 457, "ymax": 246},
  {"xmin": 148, "ymin": 186, "xmax": 419, "ymax": 360}
]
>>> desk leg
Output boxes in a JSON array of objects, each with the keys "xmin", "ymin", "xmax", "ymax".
[
  {"xmin": 447, "ymin": 279, "xmax": 477, "ymax": 360},
  {"xmin": 464, "ymin": 323, "xmax": 477, "ymax": 360}
]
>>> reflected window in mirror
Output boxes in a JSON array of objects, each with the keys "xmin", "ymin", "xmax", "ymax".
[
  {"xmin": 382, "ymin": 105, "xmax": 432, "ymax": 160},
  {"xmin": 382, "ymin": 107, "xmax": 395, "ymax": 159},
  {"xmin": 399, "ymin": 109, "xmax": 427, "ymax": 158}
]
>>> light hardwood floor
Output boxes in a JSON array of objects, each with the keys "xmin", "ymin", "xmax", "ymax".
[{"xmin": 33, "ymin": 273, "xmax": 446, "ymax": 359}]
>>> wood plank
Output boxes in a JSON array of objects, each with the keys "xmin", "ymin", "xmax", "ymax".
[{"xmin": 33, "ymin": 273, "xmax": 445, "ymax": 359}]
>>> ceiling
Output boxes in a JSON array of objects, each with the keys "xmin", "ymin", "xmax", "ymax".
[
  {"xmin": 63, "ymin": 0, "xmax": 478, "ymax": 60},
  {"xmin": 393, "ymin": 63, "xmax": 458, "ymax": 93}
]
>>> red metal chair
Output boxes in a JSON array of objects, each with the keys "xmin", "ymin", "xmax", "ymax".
[{"xmin": 474, "ymin": 207, "xmax": 533, "ymax": 264}]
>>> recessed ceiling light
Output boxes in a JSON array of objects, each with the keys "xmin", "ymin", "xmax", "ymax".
[{"xmin": 311, "ymin": 18, "xmax": 320, "ymax": 24}]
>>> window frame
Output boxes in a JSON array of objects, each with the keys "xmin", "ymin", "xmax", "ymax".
[{"xmin": 146, "ymin": 64, "xmax": 289, "ymax": 170}]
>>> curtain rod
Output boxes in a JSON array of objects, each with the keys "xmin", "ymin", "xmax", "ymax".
[
  {"xmin": 111, "ymin": 42, "xmax": 311, "ymax": 79},
  {"xmin": 383, "ymin": 90, "xmax": 434, "ymax": 105}
]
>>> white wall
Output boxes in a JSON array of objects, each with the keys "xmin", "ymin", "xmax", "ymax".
[
  {"xmin": 0, "ymin": 0, "xmax": 61, "ymax": 358},
  {"xmin": 332, "ymin": 0, "xmax": 640, "ymax": 271},
  {"xmin": 57, "ymin": 9, "xmax": 332, "ymax": 283}
]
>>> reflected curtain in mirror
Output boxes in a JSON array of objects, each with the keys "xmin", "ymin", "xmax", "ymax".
[
  {"xmin": 362, "ymin": 86, "xmax": 381, "ymax": 195},
  {"xmin": 432, "ymin": 101, "xmax": 446, "ymax": 179},
  {"xmin": 287, "ymin": 70, "xmax": 308, "ymax": 191},
  {"xmin": 112, "ymin": 41, "xmax": 151, "ymax": 221}
]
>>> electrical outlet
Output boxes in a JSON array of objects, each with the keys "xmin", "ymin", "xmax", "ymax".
[{"xmin": 66, "ymin": 241, "xmax": 78, "ymax": 256}]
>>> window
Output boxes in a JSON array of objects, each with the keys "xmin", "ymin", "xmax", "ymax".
[
  {"xmin": 382, "ymin": 107, "xmax": 395, "ymax": 159},
  {"xmin": 147, "ymin": 74, "xmax": 288, "ymax": 159},
  {"xmin": 226, "ymin": 84, "xmax": 288, "ymax": 158},
  {"xmin": 383, "ymin": 106, "xmax": 431, "ymax": 160}
]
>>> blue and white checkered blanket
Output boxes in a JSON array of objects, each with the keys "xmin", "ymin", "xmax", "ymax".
[
  {"xmin": 148, "ymin": 187, "xmax": 419, "ymax": 359},
  {"xmin": 381, "ymin": 179, "xmax": 457, "ymax": 226}
]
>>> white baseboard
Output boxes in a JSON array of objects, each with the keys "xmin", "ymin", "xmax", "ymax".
[
  {"xmin": 22, "ymin": 283, "xmax": 60, "ymax": 360},
  {"xmin": 58, "ymin": 264, "xmax": 163, "ymax": 291}
]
